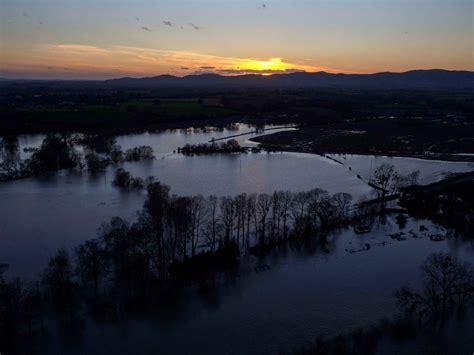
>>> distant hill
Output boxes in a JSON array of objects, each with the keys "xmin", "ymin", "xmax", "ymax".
[{"xmin": 104, "ymin": 70, "xmax": 474, "ymax": 90}]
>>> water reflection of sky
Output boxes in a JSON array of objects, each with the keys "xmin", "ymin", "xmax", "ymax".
[{"xmin": 1, "ymin": 126, "xmax": 473, "ymax": 278}]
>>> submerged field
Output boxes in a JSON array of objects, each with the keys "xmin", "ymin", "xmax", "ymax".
[{"xmin": 1, "ymin": 122, "xmax": 473, "ymax": 355}]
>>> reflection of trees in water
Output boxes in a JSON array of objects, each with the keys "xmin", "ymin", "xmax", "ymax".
[
  {"xmin": 0, "ymin": 135, "xmax": 20, "ymax": 157},
  {"xmin": 395, "ymin": 252, "xmax": 474, "ymax": 325},
  {"xmin": 1, "ymin": 181, "xmax": 359, "ymax": 352},
  {"xmin": 0, "ymin": 133, "xmax": 155, "ymax": 182},
  {"xmin": 0, "ymin": 136, "xmax": 22, "ymax": 178},
  {"xmin": 2, "ymin": 150, "xmax": 463, "ymax": 353},
  {"xmin": 295, "ymin": 252, "xmax": 474, "ymax": 355}
]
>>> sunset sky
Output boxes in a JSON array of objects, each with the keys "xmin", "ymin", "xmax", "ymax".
[{"xmin": 1, "ymin": 0, "xmax": 472, "ymax": 79}]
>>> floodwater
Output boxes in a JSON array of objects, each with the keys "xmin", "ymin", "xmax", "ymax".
[
  {"xmin": 42, "ymin": 216, "xmax": 474, "ymax": 355},
  {"xmin": 0, "ymin": 124, "xmax": 472, "ymax": 278},
  {"xmin": 1, "ymin": 124, "xmax": 473, "ymax": 354}
]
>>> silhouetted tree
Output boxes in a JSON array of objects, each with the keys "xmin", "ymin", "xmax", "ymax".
[
  {"xmin": 204, "ymin": 195, "xmax": 220, "ymax": 252},
  {"xmin": 332, "ymin": 192, "xmax": 353, "ymax": 219},
  {"xmin": 79, "ymin": 134, "xmax": 117, "ymax": 154},
  {"xmin": 109, "ymin": 145, "xmax": 124, "ymax": 163},
  {"xmin": 256, "ymin": 193, "xmax": 272, "ymax": 246},
  {"xmin": 75, "ymin": 240, "xmax": 107, "ymax": 297},
  {"xmin": 279, "ymin": 191, "xmax": 293, "ymax": 240},
  {"xmin": 307, "ymin": 188, "xmax": 330, "ymax": 232},
  {"xmin": 220, "ymin": 196, "xmax": 235, "ymax": 247},
  {"xmin": 100, "ymin": 217, "xmax": 132, "ymax": 280},
  {"xmin": 27, "ymin": 134, "xmax": 80, "ymax": 174},
  {"xmin": 0, "ymin": 276, "xmax": 23, "ymax": 350},
  {"xmin": 124, "ymin": 146, "xmax": 154, "ymax": 161},
  {"xmin": 85, "ymin": 152, "xmax": 107, "ymax": 173},
  {"xmin": 113, "ymin": 168, "xmax": 132, "ymax": 188},
  {"xmin": 292, "ymin": 191, "xmax": 310, "ymax": 237},
  {"xmin": 395, "ymin": 252, "xmax": 474, "ymax": 324},
  {"xmin": 42, "ymin": 249, "xmax": 77, "ymax": 318},
  {"xmin": 144, "ymin": 182, "xmax": 170, "ymax": 278},
  {"xmin": 394, "ymin": 170, "xmax": 421, "ymax": 190},
  {"xmin": 234, "ymin": 193, "xmax": 247, "ymax": 247},
  {"xmin": 189, "ymin": 195, "xmax": 206, "ymax": 256},
  {"xmin": 21, "ymin": 283, "xmax": 44, "ymax": 335},
  {"xmin": 370, "ymin": 163, "xmax": 398, "ymax": 202},
  {"xmin": 245, "ymin": 194, "xmax": 257, "ymax": 248}
]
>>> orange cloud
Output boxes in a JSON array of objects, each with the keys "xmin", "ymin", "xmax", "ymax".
[
  {"xmin": 1, "ymin": 43, "xmax": 338, "ymax": 79},
  {"xmin": 52, "ymin": 44, "xmax": 109, "ymax": 54}
]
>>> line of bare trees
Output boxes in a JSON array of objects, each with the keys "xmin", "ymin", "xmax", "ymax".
[{"xmin": 0, "ymin": 182, "xmax": 355, "ymax": 350}]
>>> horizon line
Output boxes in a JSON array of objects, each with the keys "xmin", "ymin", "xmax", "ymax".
[{"xmin": 1, "ymin": 68, "xmax": 473, "ymax": 82}]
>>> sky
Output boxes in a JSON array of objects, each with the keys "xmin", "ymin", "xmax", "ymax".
[{"xmin": 0, "ymin": 0, "xmax": 472, "ymax": 79}]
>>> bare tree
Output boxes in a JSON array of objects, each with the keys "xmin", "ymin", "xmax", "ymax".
[
  {"xmin": 395, "ymin": 252, "xmax": 474, "ymax": 324},
  {"xmin": 331, "ymin": 192, "xmax": 353, "ymax": 220},
  {"xmin": 307, "ymin": 188, "xmax": 330, "ymax": 230},
  {"xmin": 270, "ymin": 191, "xmax": 282, "ymax": 243},
  {"xmin": 144, "ymin": 182, "xmax": 170, "ymax": 277},
  {"xmin": 279, "ymin": 191, "xmax": 293, "ymax": 240},
  {"xmin": 220, "ymin": 196, "xmax": 235, "ymax": 247},
  {"xmin": 292, "ymin": 191, "xmax": 310, "ymax": 237},
  {"xmin": 394, "ymin": 170, "xmax": 421, "ymax": 190},
  {"xmin": 245, "ymin": 194, "xmax": 257, "ymax": 249},
  {"xmin": 370, "ymin": 163, "xmax": 398, "ymax": 201},
  {"xmin": 189, "ymin": 195, "xmax": 206, "ymax": 256},
  {"xmin": 42, "ymin": 249, "xmax": 77, "ymax": 318},
  {"xmin": 256, "ymin": 193, "xmax": 272, "ymax": 246},
  {"xmin": 75, "ymin": 239, "xmax": 106, "ymax": 297},
  {"xmin": 234, "ymin": 193, "xmax": 247, "ymax": 249},
  {"xmin": 204, "ymin": 195, "xmax": 219, "ymax": 252}
]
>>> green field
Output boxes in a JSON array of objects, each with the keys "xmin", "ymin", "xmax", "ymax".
[
  {"xmin": 4, "ymin": 99, "xmax": 237, "ymax": 132},
  {"xmin": 121, "ymin": 99, "xmax": 234, "ymax": 117}
]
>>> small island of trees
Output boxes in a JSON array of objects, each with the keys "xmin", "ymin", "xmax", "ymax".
[
  {"xmin": 0, "ymin": 134, "xmax": 155, "ymax": 181},
  {"xmin": 178, "ymin": 139, "xmax": 261, "ymax": 155}
]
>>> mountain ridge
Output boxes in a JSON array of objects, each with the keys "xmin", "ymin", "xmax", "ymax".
[{"xmin": 104, "ymin": 69, "xmax": 474, "ymax": 89}]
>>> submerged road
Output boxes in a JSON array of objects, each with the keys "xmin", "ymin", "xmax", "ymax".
[{"xmin": 207, "ymin": 126, "xmax": 296, "ymax": 143}]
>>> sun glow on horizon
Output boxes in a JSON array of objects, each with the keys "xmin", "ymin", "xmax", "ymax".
[
  {"xmin": 242, "ymin": 58, "xmax": 287, "ymax": 72},
  {"xmin": 1, "ymin": 0, "xmax": 471, "ymax": 80},
  {"xmin": 0, "ymin": 44, "xmax": 331, "ymax": 79}
]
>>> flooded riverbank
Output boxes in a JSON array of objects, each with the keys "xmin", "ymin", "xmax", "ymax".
[
  {"xmin": 0, "ymin": 124, "xmax": 472, "ymax": 278},
  {"xmin": 31, "ymin": 215, "xmax": 474, "ymax": 355}
]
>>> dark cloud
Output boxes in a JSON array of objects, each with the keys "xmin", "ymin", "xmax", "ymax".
[
  {"xmin": 22, "ymin": 11, "xmax": 28, "ymax": 17},
  {"xmin": 163, "ymin": 21, "xmax": 174, "ymax": 27},
  {"xmin": 135, "ymin": 16, "xmax": 140, "ymax": 22},
  {"xmin": 200, "ymin": 66, "xmax": 215, "ymax": 70},
  {"xmin": 181, "ymin": 67, "xmax": 190, "ymax": 70},
  {"xmin": 141, "ymin": 26, "xmax": 152, "ymax": 32},
  {"xmin": 189, "ymin": 70, "xmax": 216, "ymax": 75},
  {"xmin": 258, "ymin": 3, "xmax": 267, "ymax": 10},
  {"xmin": 46, "ymin": 66, "xmax": 71, "ymax": 71},
  {"xmin": 189, "ymin": 23, "xmax": 201, "ymax": 31}
]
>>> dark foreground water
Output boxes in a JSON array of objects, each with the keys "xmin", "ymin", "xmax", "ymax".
[
  {"xmin": 1, "ymin": 125, "xmax": 473, "ymax": 354},
  {"xmin": 37, "ymin": 216, "xmax": 474, "ymax": 355}
]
